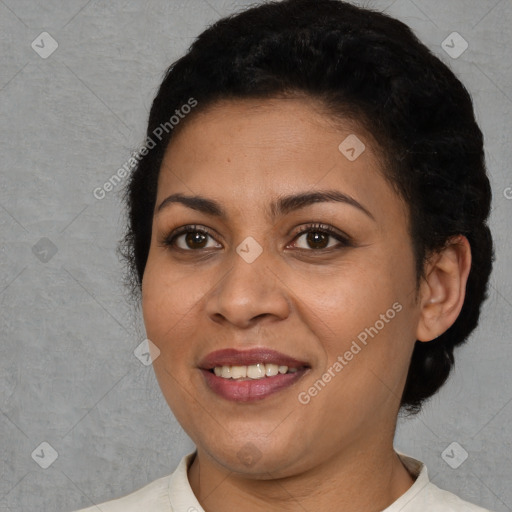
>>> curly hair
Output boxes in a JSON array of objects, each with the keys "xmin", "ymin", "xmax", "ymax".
[{"xmin": 117, "ymin": 0, "xmax": 494, "ymax": 415}]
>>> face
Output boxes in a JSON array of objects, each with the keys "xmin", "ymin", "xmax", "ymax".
[{"xmin": 142, "ymin": 97, "xmax": 422, "ymax": 477}]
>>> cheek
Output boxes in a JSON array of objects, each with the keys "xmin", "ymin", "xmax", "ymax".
[
  {"xmin": 141, "ymin": 262, "xmax": 203, "ymax": 421},
  {"xmin": 295, "ymin": 249, "xmax": 415, "ymax": 372},
  {"xmin": 141, "ymin": 265, "xmax": 167, "ymax": 342},
  {"xmin": 141, "ymin": 254, "xmax": 227, "ymax": 384},
  {"xmin": 141, "ymin": 257, "xmax": 196, "ymax": 352}
]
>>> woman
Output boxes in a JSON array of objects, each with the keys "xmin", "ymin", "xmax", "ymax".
[{"xmin": 73, "ymin": 0, "xmax": 495, "ymax": 510}]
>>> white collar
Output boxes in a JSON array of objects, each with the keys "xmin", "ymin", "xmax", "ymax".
[{"xmin": 167, "ymin": 450, "xmax": 430, "ymax": 512}]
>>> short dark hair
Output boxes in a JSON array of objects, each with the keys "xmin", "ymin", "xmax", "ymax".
[{"xmin": 117, "ymin": 0, "xmax": 494, "ymax": 415}]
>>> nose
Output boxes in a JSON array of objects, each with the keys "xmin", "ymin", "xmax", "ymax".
[{"xmin": 205, "ymin": 243, "xmax": 291, "ymax": 329}]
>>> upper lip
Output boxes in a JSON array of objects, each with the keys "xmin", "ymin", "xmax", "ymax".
[{"xmin": 199, "ymin": 348, "xmax": 310, "ymax": 370}]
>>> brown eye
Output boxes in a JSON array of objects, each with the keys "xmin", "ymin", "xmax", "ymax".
[
  {"xmin": 291, "ymin": 223, "xmax": 352, "ymax": 251},
  {"xmin": 183, "ymin": 231, "xmax": 209, "ymax": 249},
  {"xmin": 304, "ymin": 231, "xmax": 330, "ymax": 249},
  {"xmin": 162, "ymin": 225, "xmax": 221, "ymax": 251}
]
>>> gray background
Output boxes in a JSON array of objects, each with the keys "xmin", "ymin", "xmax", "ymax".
[{"xmin": 0, "ymin": 0, "xmax": 510, "ymax": 511}]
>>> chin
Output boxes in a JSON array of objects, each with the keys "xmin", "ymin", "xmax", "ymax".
[{"xmin": 201, "ymin": 433, "xmax": 304, "ymax": 477}]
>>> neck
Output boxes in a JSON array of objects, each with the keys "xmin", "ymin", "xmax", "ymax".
[{"xmin": 187, "ymin": 440, "xmax": 415, "ymax": 512}]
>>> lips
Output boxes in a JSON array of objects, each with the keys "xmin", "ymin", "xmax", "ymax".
[
  {"xmin": 198, "ymin": 348, "xmax": 311, "ymax": 402},
  {"xmin": 199, "ymin": 348, "xmax": 309, "ymax": 370}
]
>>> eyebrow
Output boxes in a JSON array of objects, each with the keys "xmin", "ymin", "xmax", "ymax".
[{"xmin": 156, "ymin": 190, "xmax": 375, "ymax": 221}]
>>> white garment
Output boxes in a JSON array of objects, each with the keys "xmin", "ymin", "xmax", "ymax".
[{"xmin": 72, "ymin": 451, "xmax": 493, "ymax": 511}]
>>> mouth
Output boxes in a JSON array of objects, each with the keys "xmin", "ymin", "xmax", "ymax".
[{"xmin": 198, "ymin": 348, "xmax": 311, "ymax": 402}]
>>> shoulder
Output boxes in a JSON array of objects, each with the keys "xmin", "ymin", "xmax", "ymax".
[
  {"xmin": 70, "ymin": 473, "xmax": 172, "ymax": 512},
  {"xmin": 424, "ymin": 481, "xmax": 494, "ymax": 512},
  {"xmin": 69, "ymin": 452, "xmax": 197, "ymax": 512},
  {"xmin": 394, "ymin": 451, "xmax": 494, "ymax": 512}
]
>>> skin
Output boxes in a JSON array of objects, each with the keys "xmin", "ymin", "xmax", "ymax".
[{"xmin": 141, "ymin": 97, "xmax": 471, "ymax": 512}]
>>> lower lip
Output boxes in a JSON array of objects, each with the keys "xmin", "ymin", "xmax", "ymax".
[{"xmin": 200, "ymin": 368, "xmax": 308, "ymax": 402}]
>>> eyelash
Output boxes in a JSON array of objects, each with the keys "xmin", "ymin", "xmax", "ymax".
[{"xmin": 160, "ymin": 223, "xmax": 353, "ymax": 252}]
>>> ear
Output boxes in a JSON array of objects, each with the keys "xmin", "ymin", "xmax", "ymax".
[{"xmin": 416, "ymin": 235, "xmax": 472, "ymax": 342}]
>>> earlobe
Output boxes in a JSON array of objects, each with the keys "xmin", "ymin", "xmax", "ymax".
[{"xmin": 416, "ymin": 235, "xmax": 472, "ymax": 342}]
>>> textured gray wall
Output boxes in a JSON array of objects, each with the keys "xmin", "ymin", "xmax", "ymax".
[{"xmin": 0, "ymin": 0, "xmax": 510, "ymax": 511}]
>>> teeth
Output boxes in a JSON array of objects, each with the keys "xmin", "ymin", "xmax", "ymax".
[
  {"xmin": 212, "ymin": 363, "xmax": 301, "ymax": 380},
  {"xmin": 231, "ymin": 365, "xmax": 247, "ymax": 379},
  {"xmin": 247, "ymin": 363, "xmax": 265, "ymax": 379},
  {"xmin": 265, "ymin": 363, "xmax": 279, "ymax": 377}
]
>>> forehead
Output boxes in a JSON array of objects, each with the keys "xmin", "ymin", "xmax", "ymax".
[
  {"xmin": 167, "ymin": 96, "xmax": 375, "ymax": 161},
  {"xmin": 155, "ymin": 97, "xmax": 405, "ymax": 225}
]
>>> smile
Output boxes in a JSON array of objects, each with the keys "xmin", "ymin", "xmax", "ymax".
[{"xmin": 199, "ymin": 347, "xmax": 311, "ymax": 401}]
